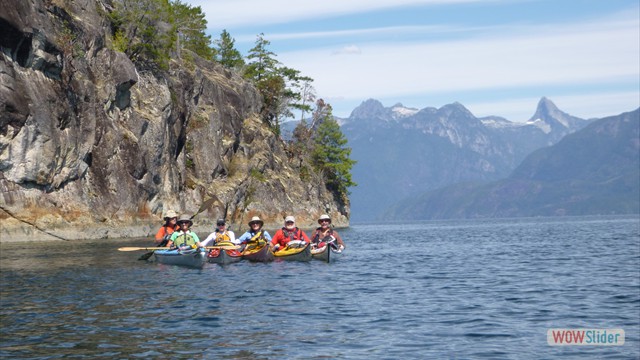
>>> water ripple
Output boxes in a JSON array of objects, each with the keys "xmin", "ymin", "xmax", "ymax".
[{"xmin": 1, "ymin": 216, "xmax": 638, "ymax": 359}]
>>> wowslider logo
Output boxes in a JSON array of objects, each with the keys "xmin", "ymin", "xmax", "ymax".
[{"xmin": 547, "ymin": 329, "xmax": 625, "ymax": 346}]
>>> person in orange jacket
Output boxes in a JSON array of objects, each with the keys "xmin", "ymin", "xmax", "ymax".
[
  {"xmin": 154, "ymin": 209, "xmax": 179, "ymax": 246},
  {"xmin": 270, "ymin": 216, "xmax": 310, "ymax": 252}
]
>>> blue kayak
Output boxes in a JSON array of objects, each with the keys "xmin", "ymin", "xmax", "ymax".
[{"xmin": 154, "ymin": 247, "xmax": 207, "ymax": 268}]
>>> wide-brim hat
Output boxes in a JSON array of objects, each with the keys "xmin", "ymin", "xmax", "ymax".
[
  {"xmin": 177, "ymin": 214, "xmax": 193, "ymax": 226},
  {"xmin": 164, "ymin": 210, "xmax": 177, "ymax": 219},
  {"xmin": 248, "ymin": 216, "xmax": 264, "ymax": 227},
  {"xmin": 284, "ymin": 216, "xmax": 295, "ymax": 223},
  {"xmin": 318, "ymin": 214, "xmax": 331, "ymax": 224}
]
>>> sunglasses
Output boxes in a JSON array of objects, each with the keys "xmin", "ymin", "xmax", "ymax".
[
  {"xmin": 320, "ymin": 220, "xmax": 330, "ymax": 223},
  {"xmin": 285, "ymin": 221, "xmax": 294, "ymax": 224}
]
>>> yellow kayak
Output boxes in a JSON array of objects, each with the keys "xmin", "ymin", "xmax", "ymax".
[{"xmin": 274, "ymin": 241, "xmax": 311, "ymax": 262}]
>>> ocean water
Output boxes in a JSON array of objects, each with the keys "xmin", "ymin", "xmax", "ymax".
[{"xmin": 1, "ymin": 215, "xmax": 638, "ymax": 359}]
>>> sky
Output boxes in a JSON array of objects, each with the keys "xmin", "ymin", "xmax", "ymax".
[{"xmin": 183, "ymin": 0, "xmax": 640, "ymax": 122}]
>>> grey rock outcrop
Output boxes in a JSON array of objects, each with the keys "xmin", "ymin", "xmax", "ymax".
[{"xmin": 0, "ymin": 0, "xmax": 348, "ymax": 241}]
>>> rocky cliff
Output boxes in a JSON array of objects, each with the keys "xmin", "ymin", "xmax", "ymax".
[{"xmin": 0, "ymin": 0, "xmax": 349, "ymax": 242}]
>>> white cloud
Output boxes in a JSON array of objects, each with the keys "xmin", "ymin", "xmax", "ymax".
[
  {"xmin": 332, "ymin": 45, "xmax": 362, "ymax": 55},
  {"xmin": 278, "ymin": 16, "xmax": 639, "ymax": 104},
  {"xmin": 190, "ymin": 0, "xmax": 484, "ymax": 28},
  {"xmin": 184, "ymin": 1, "xmax": 640, "ymax": 121}
]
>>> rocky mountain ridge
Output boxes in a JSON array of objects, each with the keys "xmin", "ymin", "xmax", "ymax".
[
  {"xmin": 340, "ymin": 97, "xmax": 594, "ymax": 221},
  {"xmin": 0, "ymin": 0, "xmax": 348, "ymax": 242},
  {"xmin": 384, "ymin": 108, "xmax": 640, "ymax": 219}
]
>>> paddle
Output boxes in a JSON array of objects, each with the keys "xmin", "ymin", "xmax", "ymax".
[
  {"xmin": 120, "ymin": 245, "xmax": 239, "ymax": 252},
  {"xmin": 191, "ymin": 196, "xmax": 221, "ymax": 220}
]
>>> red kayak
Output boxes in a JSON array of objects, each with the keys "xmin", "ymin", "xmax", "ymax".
[{"xmin": 207, "ymin": 242, "xmax": 242, "ymax": 264}]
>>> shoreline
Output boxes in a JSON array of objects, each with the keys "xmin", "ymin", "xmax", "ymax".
[{"xmin": 0, "ymin": 221, "xmax": 350, "ymax": 243}]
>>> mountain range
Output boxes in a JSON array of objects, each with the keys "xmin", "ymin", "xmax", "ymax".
[
  {"xmin": 338, "ymin": 97, "xmax": 615, "ymax": 221},
  {"xmin": 384, "ymin": 108, "xmax": 639, "ymax": 219}
]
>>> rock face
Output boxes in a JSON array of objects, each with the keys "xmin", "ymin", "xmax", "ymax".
[{"xmin": 0, "ymin": 0, "xmax": 348, "ymax": 241}]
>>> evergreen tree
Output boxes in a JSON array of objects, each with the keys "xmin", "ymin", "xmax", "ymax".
[
  {"xmin": 110, "ymin": 0, "xmax": 173, "ymax": 70},
  {"xmin": 244, "ymin": 33, "xmax": 280, "ymax": 82},
  {"xmin": 311, "ymin": 102, "xmax": 357, "ymax": 200},
  {"xmin": 291, "ymin": 119, "xmax": 313, "ymax": 162},
  {"xmin": 214, "ymin": 30, "xmax": 244, "ymax": 69},
  {"xmin": 170, "ymin": 0, "xmax": 215, "ymax": 61},
  {"xmin": 109, "ymin": 0, "xmax": 215, "ymax": 69},
  {"xmin": 279, "ymin": 66, "xmax": 314, "ymax": 122},
  {"xmin": 243, "ymin": 34, "xmax": 316, "ymax": 133}
]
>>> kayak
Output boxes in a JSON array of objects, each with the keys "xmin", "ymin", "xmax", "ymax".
[
  {"xmin": 274, "ymin": 240, "xmax": 311, "ymax": 262},
  {"xmin": 241, "ymin": 241, "xmax": 273, "ymax": 262},
  {"xmin": 311, "ymin": 243, "xmax": 330, "ymax": 262},
  {"xmin": 154, "ymin": 247, "xmax": 207, "ymax": 268},
  {"xmin": 207, "ymin": 242, "xmax": 242, "ymax": 264},
  {"xmin": 311, "ymin": 238, "xmax": 343, "ymax": 262}
]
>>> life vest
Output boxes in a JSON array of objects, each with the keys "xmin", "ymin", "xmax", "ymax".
[
  {"xmin": 312, "ymin": 228, "xmax": 334, "ymax": 244},
  {"xmin": 165, "ymin": 225, "xmax": 179, "ymax": 237},
  {"xmin": 248, "ymin": 230, "xmax": 267, "ymax": 244},
  {"xmin": 282, "ymin": 227, "xmax": 304, "ymax": 243},
  {"xmin": 214, "ymin": 230, "xmax": 231, "ymax": 243},
  {"xmin": 173, "ymin": 231, "xmax": 197, "ymax": 247}
]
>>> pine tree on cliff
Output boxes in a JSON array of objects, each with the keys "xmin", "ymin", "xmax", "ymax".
[
  {"xmin": 311, "ymin": 103, "xmax": 357, "ymax": 202},
  {"xmin": 214, "ymin": 30, "xmax": 244, "ymax": 70}
]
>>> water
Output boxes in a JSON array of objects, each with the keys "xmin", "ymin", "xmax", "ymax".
[{"xmin": 1, "ymin": 216, "xmax": 638, "ymax": 359}]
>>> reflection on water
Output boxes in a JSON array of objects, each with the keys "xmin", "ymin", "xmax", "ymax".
[{"xmin": 1, "ymin": 216, "xmax": 639, "ymax": 359}]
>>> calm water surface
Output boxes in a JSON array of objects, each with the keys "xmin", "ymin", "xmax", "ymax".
[{"xmin": 1, "ymin": 216, "xmax": 639, "ymax": 359}]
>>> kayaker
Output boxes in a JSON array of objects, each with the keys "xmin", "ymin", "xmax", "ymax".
[
  {"xmin": 237, "ymin": 216, "xmax": 272, "ymax": 245},
  {"xmin": 167, "ymin": 214, "xmax": 202, "ymax": 249},
  {"xmin": 154, "ymin": 209, "xmax": 179, "ymax": 246},
  {"xmin": 311, "ymin": 214, "xmax": 345, "ymax": 251},
  {"xmin": 139, "ymin": 209, "xmax": 180, "ymax": 260},
  {"xmin": 201, "ymin": 219, "xmax": 238, "ymax": 246},
  {"xmin": 270, "ymin": 216, "xmax": 310, "ymax": 252}
]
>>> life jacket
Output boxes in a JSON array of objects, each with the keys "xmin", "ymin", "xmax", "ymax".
[
  {"xmin": 248, "ymin": 230, "xmax": 267, "ymax": 244},
  {"xmin": 282, "ymin": 227, "xmax": 304, "ymax": 243},
  {"xmin": 214, "ymin": 230, "xmax": 231, "ymax": 243},
  {"xmin": 312, "ymin": 227, "xmax": 334, "ymax": 244},
  {"xmin": 173, "ymin": 231, "xmax": 197, "ymax": 247},
  {"xmin": 157, "ymin": 224, "xmax": 177, "ymax": 238}
]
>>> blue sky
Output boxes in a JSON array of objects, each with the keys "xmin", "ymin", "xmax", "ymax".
[{"xmin": 184, "ymin": 0, "xmax": 639, "ymax": 122}]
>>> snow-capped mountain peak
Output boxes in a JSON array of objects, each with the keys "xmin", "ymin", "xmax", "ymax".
[{"xmin": 391, "ymin": 103, "xmax": 419, "ymax": 119}]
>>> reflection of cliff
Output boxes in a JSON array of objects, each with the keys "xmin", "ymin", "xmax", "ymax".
[{"xmin": 0, "ymin": 1, "xmax": 348, "ymax": 241}]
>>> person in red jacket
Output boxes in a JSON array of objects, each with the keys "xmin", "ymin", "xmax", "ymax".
[{"xmin": 270, "ymin": 216, "xmax": 310, "ymax": 252}]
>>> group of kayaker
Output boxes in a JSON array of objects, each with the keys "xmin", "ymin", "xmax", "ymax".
[{"xmin": 152, "ymin": 211, "xmax": 345, "ymax": 253}]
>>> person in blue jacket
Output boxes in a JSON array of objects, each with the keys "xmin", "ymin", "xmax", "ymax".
[{"xmin": 237, "ymin": 216, "xmax": 272, "ymax": 247}]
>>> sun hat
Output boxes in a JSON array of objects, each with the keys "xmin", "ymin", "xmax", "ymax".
[
  {"xmin": 216, "ymin": 219, "xmax": 226, "ymax": 226},
  {"xmin": 164, "ymin": 210, "xmax": 177, "ymax": 219},
  {"xmin": 248, "ymin": 216, "xmax": 264, "ymax": 227},
  {"xmin": 177, "ymin": 214, "xmax": 193, "ymax": 226},
  {"xmin": 284, "ymin": 216, "xmax": 295, "ymax": 223},
  {"xmin": 318, "ymin": 214, "xmax": 331, "ymax": 224}
]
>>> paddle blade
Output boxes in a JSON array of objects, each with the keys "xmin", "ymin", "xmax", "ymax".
[
  {"xmin": 118, "ymin": 247, "xmax": 171, "ymax": 252},
  {"xmin": 205, "ymin": 245, "xmax": 240, "ymax": 250}
]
